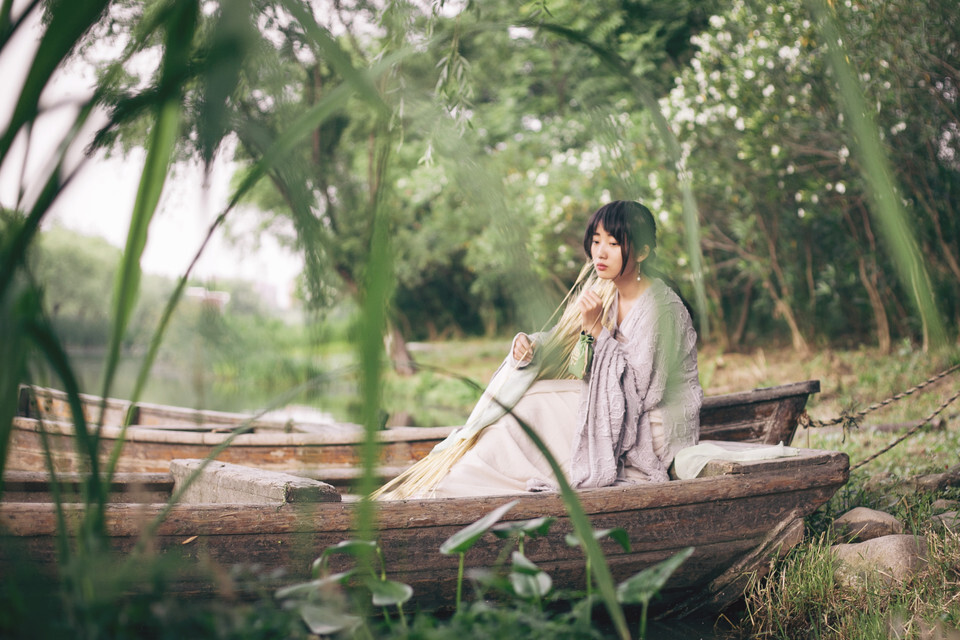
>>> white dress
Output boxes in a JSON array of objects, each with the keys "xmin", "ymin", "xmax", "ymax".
[{"xmin": 427, "ymin": 279, "xmax": 701, "ymax": 498}]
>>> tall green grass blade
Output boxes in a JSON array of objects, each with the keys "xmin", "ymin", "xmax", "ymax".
[
  {"xmin": 0, "ymin": 122, "xmax": 91, "ymax": 301},
  {"xmin": 806, "ymin": 0, "xmax": 947, "ymax": 350},
  {"xmin": 0, "ymin": 282, "xmax": 36, "ymax": 494},
  {"xmin": 99, "ymin": 1, "xmax": 197, "ymax": 421},
  {"xmin": 510, "ymin": 415, "xmax": 630, "ymax": 640},
  {"xmin": 353, "ymin": 122, "xmax": 394, "ymax": 584},
  {"xmin": 0, "ymin": 0, "xmax": 109, "ymax": 160},
  {"xmin": 0, "ymin": 0, "xmax": 41, "ymax": 51},
  {"xmin": 0, "ymin": 0, "xmax": 12, "ymax": 37},
  {"xmin": 24, "ymin": 309, "xmax": 111, "ymax": 553}
]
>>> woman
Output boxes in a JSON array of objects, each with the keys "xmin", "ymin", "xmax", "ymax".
[{"xmin": 375, "ymin": 200, "xmax": 701, "ymax": 499}]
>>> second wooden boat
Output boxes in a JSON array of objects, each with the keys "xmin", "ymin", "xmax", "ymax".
[{"xmin": 11, "ymin": 380, "xmax": 820, "ymax": 487}]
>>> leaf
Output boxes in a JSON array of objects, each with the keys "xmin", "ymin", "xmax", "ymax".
[
  {"xmin": 440, "ymin": 499, "xmax": 519, "ymax": 555},
  {"xmin": 0, "ymin": 0, "xmax": 111, "ymax": 161},
  {"xmin": 297, "ymin": 602, "xmax": 362, "ymax": 635},
  {"xmin": 274, "ymin": 571, "xmax": 353, "ymax": 600},
  {"xmin": 616, "ymin": 547, "xmax": 694, "ymax": 605},
  {"xmin": 510, "ymin": 551, "xmax": 542, "ymax": 576},
  {"xmin": 492, "ymin": 516, "xmax": 555, "ymax": 539},
  {"xmin": 565, "ymin": 527, "xmax": 631, "ymax": 552},
  {"xmin": 509, "ymin": 553, "xmax": 552, "ymax": 599},
  {"xmin": 313, "ymin": 539, "xmax": 378, "ymax": 576},
  {"xmin": 363, "ymin": 576, "xmax": 414, "ymax": 607}
]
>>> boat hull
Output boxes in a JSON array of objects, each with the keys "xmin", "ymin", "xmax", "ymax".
[{"xmin": 0, "ymin": 445, "xmax": 848, "ymax": 615}]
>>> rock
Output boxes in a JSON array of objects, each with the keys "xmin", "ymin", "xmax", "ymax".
[
  {"xmin": 929, "ymin": 511, "xmax": 960, "ymax": 533},
  {"xmin": 831, "ymin": 535, "xmax": 927, "ymax": 588},
  {"xmin": 909, "ymin": 465, "xmax": 960, "ymax": 493},
  {"xmin": 833, "ymin": 507, "xmax": 903, "ymax": 542},
  {"xmin": 863, "ymin": 471, "xmax": 894, "ymax": 493},
  {"xmin": 931, "ymin": 499, "xmax": 960, "ymax": 514}
]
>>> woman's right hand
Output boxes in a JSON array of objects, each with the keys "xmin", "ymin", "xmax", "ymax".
[
  {"xmin": 513, "ymin": 333, "xmax": 534, "ymax": 364},
  {"xmin": 579, "ymin": 290, "xmax": 603, "ymax": 336}
]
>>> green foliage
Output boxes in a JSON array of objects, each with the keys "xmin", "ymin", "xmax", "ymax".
[
  {"xmin": 616, "ymin": 547, "xmax": 694, "ymax": 640},
  {"xmin": 441, "ymin": 499, "xmax": 519, "ymax": 609},
  {"xmin": 440, "ymin": 500, "xmax": 520, "ymax": 556},
  {"xmin": 654, "ymin": 0, "xmax": 958, "ymax": 350}
]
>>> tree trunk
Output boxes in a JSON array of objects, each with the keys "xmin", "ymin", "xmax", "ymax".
[
  {"xmin": 386, "ymin": 320, "xmax": 417, "ymax": 376},
  {"xmin": 705, "ymin": 284, "xmax": 728, "ymax": 351},
  {"xmin": 762, "ymin": 278, "xmax": 809, "ymax": 355},
  {"xmin": 730, "ymin": 276, "xmax": 756, "ymax": 349},
  {"xmin": 756, "ymin": 216, "xmax": 808, "ymax": 355},
  {"xmin": 858, "ymin": 256, "xmax": 891, "ymax": 353}
]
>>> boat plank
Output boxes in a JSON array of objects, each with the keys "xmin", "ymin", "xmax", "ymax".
[{"xmin": 169, "ymin": 459, "xmax": 341, "ymax": 504}]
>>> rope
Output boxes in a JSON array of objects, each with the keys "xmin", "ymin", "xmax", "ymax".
[
  {"xmin": 798, "ymin": 361, "xmax": 960, "ymax": 432},
  {"xmin": 851, "ymin": 386, "xmax": 960, "ymax": 471}
]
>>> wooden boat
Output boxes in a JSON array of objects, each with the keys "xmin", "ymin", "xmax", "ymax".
[
  {"xmin": 9, "ymin": 381, "xmax": 820, "ymax": 488},
  {"xmin": 0, "ymin": 441, "xmax": 849, "ymax": 616}
]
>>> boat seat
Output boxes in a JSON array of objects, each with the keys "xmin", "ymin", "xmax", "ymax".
[{"xmin": 170, "ymin": 459, "xmax": 341, "ymax": 504}]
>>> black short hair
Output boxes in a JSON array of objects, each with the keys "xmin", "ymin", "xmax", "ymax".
[{"xmin": 582, "ymin": 201, "xmax": 657, "ymax": 277}]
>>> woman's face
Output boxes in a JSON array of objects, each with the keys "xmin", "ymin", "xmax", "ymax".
[{"xmin": 590, "ymin": 223, "xmax": 636, "ymax": 281}]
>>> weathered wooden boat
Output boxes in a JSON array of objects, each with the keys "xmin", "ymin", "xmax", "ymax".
[
  {"xmin": 10, "ymin": 381, "xmax": 820, "ymax": 488},
  {"xmin": 0, "ymin": 441, "xmax": 848, "ymax": 616}
]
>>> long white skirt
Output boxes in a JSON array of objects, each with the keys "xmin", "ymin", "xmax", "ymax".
[
  {"xmin": 428, "ymin": 379, "xmax": 582, "ymax": 498},
  {"xmin": 426, "ymin": 380, "xmax": 669, "ymax": 498}
]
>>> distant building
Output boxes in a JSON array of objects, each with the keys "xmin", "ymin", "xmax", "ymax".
[{"xmin": 185, "ymin": 286, "xmax": 231, "ymax": 312}]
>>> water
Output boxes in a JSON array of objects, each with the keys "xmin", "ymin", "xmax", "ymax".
[{"xmin": 31, "ymin": 351, "xmax": 342, "ymax": 417}]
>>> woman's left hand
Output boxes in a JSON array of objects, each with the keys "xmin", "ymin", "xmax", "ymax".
[{"xmin": 579, "ymin": 290, "xmax": 603, "ymax": 336}]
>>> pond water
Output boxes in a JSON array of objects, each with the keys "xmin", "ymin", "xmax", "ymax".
[{"xmin": 31, "ymin": 351, "xmax": 339, "ymax": 417}]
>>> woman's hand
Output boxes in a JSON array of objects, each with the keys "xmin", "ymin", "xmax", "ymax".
[
  {"xmin": 513, "ymin": 333, "xmax": 534, "ymax": 364},
  {"xmin": 579, "ymin": 290, "xmax": 603, "ymax": 336}
]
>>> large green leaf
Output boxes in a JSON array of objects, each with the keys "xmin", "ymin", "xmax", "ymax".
[
  {"xmin": 616, "ymin": 547, "xmax": 694, "ymax": 605},
  {"xmin": 509, "ymin": 552, "xmax": 552, "ymax": 599},
  {"xmin": 297, "ymin": 602, "xmax": 362, "ymax": 635},
  {"xmin": 363, "ymin": 576, "xmax": 414, "ymax": 607},
  {"xmin": 274, "ymin": 571, "xmax": 353, "ymax": 600},
  {"xmin": 492, "ymin": 516, "xmax": 555, "ymax": 540},
  {"xmin": 314, "ymin": 539, "xmax": 379, "ymax": 576},
  {"xmin": 565, "ymin": 527, "xmax": 631, "ymax": 553},
  {"xmin": 440, "ymin": 499, "xmax": 519, "ymax": 555}
]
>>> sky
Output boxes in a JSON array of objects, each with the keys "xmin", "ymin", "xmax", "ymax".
[{"xmin": 0, "ymin": 3, "xmax": 303, "ymax": 309}]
